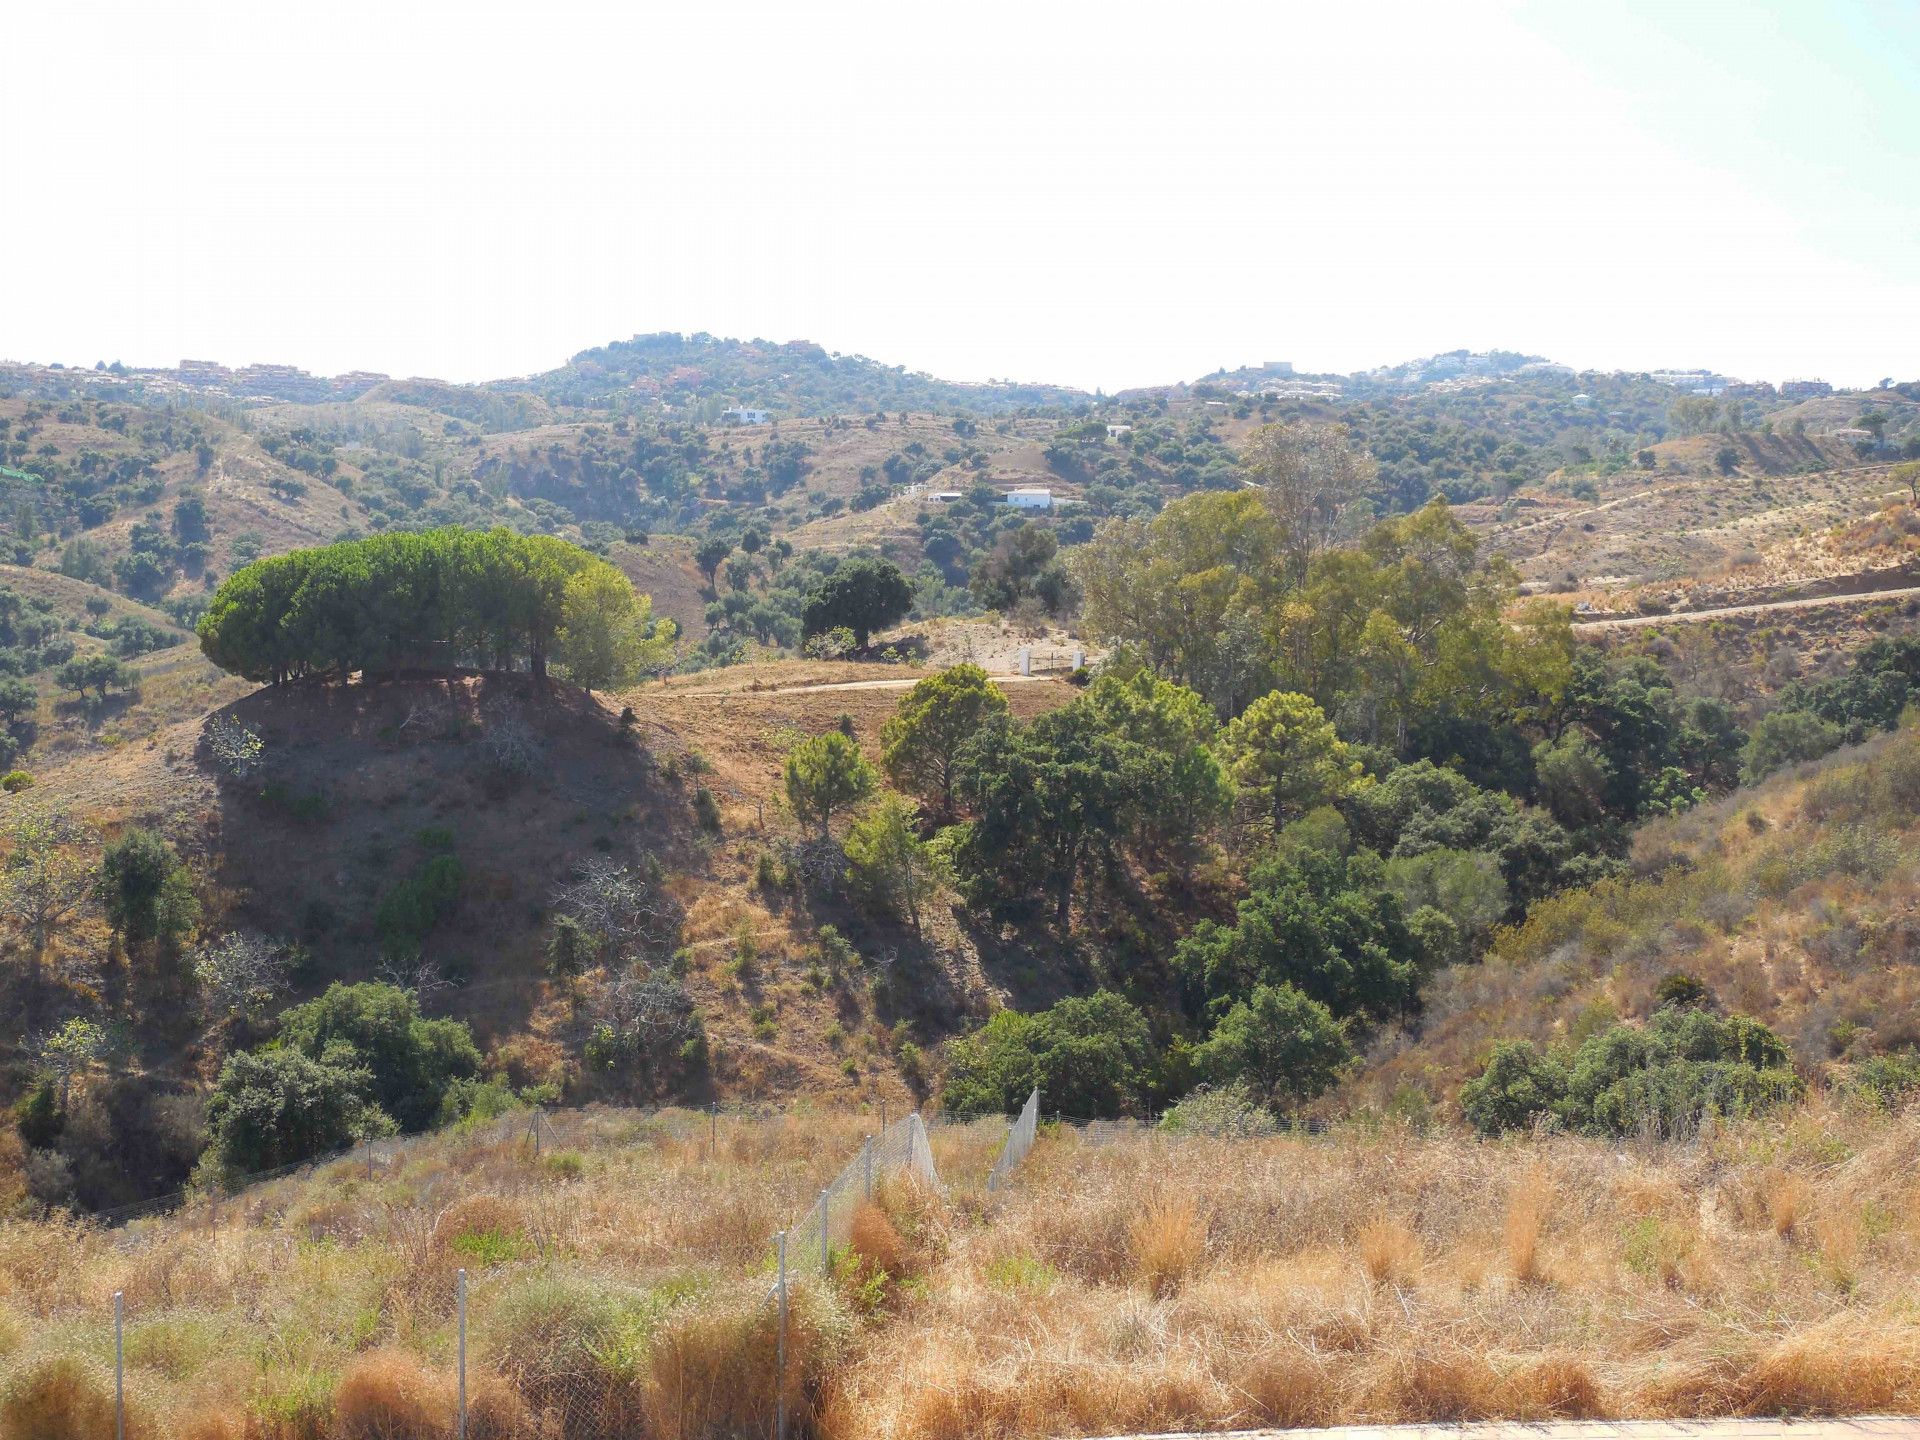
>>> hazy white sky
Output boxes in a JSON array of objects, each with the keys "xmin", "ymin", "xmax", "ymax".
[{"xmin": 6, "ymin": 0, "xmax": 1916, "ymax": 391}]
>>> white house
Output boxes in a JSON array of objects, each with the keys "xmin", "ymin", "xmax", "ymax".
[
  {"xmin": 929, "ymin": 490, "xmax": 964, "ymax": 503},
  {"xmin": 1005, "ymin": 487, "xmax": 1053, "ymax": 510},
  {"xmin": 1106, "ymin": 424, "xmax": 1133, "ymax": 440},
  {"xmin": 721, "ymin": 407, "xmax": 770, "ymax": 425}
]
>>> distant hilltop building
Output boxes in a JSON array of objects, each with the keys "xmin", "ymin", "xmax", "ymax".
[
  {"xmin": 177, "ymin": 359, "xmax": 231, "ymax": 384},
  {"xmin": 1781, "ymin": 378, "xmax": 1834, "ymax": 399},
  {"xmin": 1004, "ymin": 487, "xmax": 1052, "ymax": 510},
  {"xmin": 721, "ymin": 406, "xmax": 770, "ymax": 425},
  {"xmin": 1262, "ymin": 361, "xmax": 1294, "ymax": 376},
  {"xmin": 1649, "ymin": 368, "xmax": 1732, "ymax": 394},
  {"xmin": 1261, "ymin": 379, "xmax": 1343, "ymax": 400}
]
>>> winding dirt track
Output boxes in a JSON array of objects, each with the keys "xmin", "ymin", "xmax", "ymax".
[{"xmin": 1571, "ymin": 584, "xmax": 1920, "ymax": 633}]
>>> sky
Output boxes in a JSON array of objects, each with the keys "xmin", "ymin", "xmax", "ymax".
[{"xmin": 5, "ymin": 0, "xmax": 1917, "ymax": 392}]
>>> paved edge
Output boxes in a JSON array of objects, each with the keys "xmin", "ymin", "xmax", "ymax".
[{"xmin": 1087, "ymin": 1419, "xmax": 1920, "ymax": 1440}]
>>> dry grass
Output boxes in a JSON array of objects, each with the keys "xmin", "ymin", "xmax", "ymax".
[
  {"xmin": 9, "ymin": 1103, "xmax": 1920, "ymax": 1438},
  {"xmin": 1505, "ymin": 1166, "xmax": 1552, "ymax": 1285},
  {"xmin": 1126, "ymin": 1194, "xmax": 1206, "ymax": 1298},
  {"xmin": 1357, "ymin": 1217, "xmax": 1422, "ymax": 1286}
]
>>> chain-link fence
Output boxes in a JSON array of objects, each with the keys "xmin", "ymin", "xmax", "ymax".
[
  {"xmin": 71, "ymin": 1096, "xmax": 1052, "ymax": 1440},
  {"xmin": 986, "ymin": 1087, "xmax": 1039, "ymax": 1190}
]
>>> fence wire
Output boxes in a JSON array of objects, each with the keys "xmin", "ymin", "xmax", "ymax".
[
  {"xmin": 776, "ymin": 1109, "xmax": 940, "ymax": 1281},
  {"xmin": 986, "ymin": 1087, "xmax": 1040, "ymax": 1191},
  {"xmin": 83, "ymin": 1098, "xmax": 1047, "ymax": 1440}
]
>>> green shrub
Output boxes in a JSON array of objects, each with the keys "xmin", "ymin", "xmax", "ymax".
[
  {"xmin": 1462, "ymin": 1009, "xmax": 1802, "ymax": 1139},
  {"xmin": 1460, "ymin": 1040, "xmax": 1566, "ymax": 1137},
  {"xmin": 1852, "ymin": 1051, "xmax": 1920, "ymax": 1109},
  {"xmin": 1157, "ymin": 1083, "xmax": 1279, "ymax": 1138},
  {"xmin": 374, "ymin": 853, "xmax": 465, "ymax": 957}
]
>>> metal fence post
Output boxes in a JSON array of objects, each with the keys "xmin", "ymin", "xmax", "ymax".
[
  {"xmin": 456, "ymin": 1267, "xmax": 468, "ymax": 1440},
  {"xmin": 366, "ymin": 1139, "xmax": 374, "ymax": 1182},
  {"xmin": 710, "ymin": 1100, "xmax": 717, "ymax": 1161},
  {"xmin": 818, "ymin": 1188, "xmax": 830, "ymax": 1273},
  {"xmin": 113, "ymin": 1290, "xmax": 124, "ymax": 1440},
  {"xmin": 775, "ymin": 1231, "xmax": 789, "ymax": 1440},
  {"xmin": 862, "ymin": 1135, "xmax": 873, "ymax": 1201}
]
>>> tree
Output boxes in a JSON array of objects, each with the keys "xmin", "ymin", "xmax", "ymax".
[
  {"xmin": 1193, "ymin": 983, "xmax": 1352, "ymax": 1109},
  {"xmin": 695, "ymin": 537, "xmax": 732, "ymax": 590},
  {"xmin": 1895, "ymin": 461, "xmax": 1920, "ymax": 507},
  {"xmin": 1241, "ymin": 421, "xmax": 1377, "ymax": 578},
  {"xmin": 880, "ymin": 664, "xmax": 1010, "ymax": 820},
  {"xmin": 1171, "ymin": 841, "xmax": 1428, "ymax": 1025},
  {"xmin": 801, "ymin": 557, "xmax": 912, "ymax": 648},
  {"xmin": 192, "ymin": 932, "xmax": 293, "ymax": 1017},
  {"xmin": 97, "ymin": 827, "xmax": 198, "ymax": 951},
  {"xmin": 555, "ymin": 564, "xmax": 677, "ymax": 691},
  {"xmin": 55, "ymin": 653, "xmax": 133, "ymax": 703},
  {"xmin": 0, "ymin": 676, "xmax": 35, "ymax": 726},
  {"xmin": 941, "ymin": 992, "xmax": 1152, "ymax": 1118},
  {"xmin": 1217, "ymin": 690, "xmax": 1356, "ymax": 830},
  {"xmin": 37, "ymin": 1017, "xmax": 108, "ymax": 1109},
  {"xmin": 196, "ymin": 529, "xmax": 631, "ymax": 685},
  {"xmin": 844, "ymin": 793, "xmax": 942, "ymax": 930},
  {"xmin": 1080, "ymin": 668, "xmax": 1231, "ymax": 856},
  {"xmin": 205, "ymin": 1047, "xmax": 391, "ymax": 1174},
  {"xmin": 277, "ymin": 981, "xmax": 480, "ymax": 1132},
  {"xmin": 1459, "ymin": 1040, "xmax": 1566, "ymax": 1137},
  {"xmin": 954, "ymin": 702, "xmax": 1152, "ymax": 927},
  {"xmin": 784, "ymin": 732, "xmax": 877, "ymax": 841},
  {"xmin": 1741, "ymin": 708, "xmax": 1843, "ymax": 783},
  {"xmin": 1, "ymin": 809, "xmax": 92, "ymax": 976}
]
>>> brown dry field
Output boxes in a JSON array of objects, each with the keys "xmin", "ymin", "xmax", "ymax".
[{"xmin": 4, "ymin": 1100, "xmax": 1920, "ymax": 1438}]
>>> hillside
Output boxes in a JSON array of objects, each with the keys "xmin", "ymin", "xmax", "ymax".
[
  {"xmin": 508, "ymin": 332, "xmax": 1090, "ymax": 416},
  {"xmin": 3, "ymin": 659, "xmax": 1077, "ymax": 1206},
  {"xmin": 1347, "ymin": 718, "xmax": 1920, "ymax": 1118}
]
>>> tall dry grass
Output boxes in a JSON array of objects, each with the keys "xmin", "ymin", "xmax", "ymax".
[
  {"xmin": 819, "ymin": 1107, "xmax": 1920, "ymax": 1438},
  {"xmin": 8, "ymin": 1101, "xmax": 1920, "ymax": 1438}
]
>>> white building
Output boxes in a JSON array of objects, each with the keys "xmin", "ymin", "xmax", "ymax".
[
  {"xmin": 1106, "ymin": 424, "xmax": 1133, "ymax": 440},
  {"xmin": 721, "ymin": 407, "xmax": 770, "ymax": 425},
  {"xmin": 1005, "ymin": 487, "xmax": 1053, "ymax": 510}
]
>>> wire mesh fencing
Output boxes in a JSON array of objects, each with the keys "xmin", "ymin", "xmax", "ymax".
[
  {"xmin": 775, "ymin": 1108, "xmax": 941, "ymax": 1281},
  {"xmin": 986, "ymin": 1087, "xmax": 1039, "ymax": 1191},
  {"xmin": 74, "ymin": 1097, "xmax": 1054, "ymax": 1440}
]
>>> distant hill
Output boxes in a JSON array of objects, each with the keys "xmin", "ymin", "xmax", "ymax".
[{"xmin": 506, "ymin": 332, "xmax": 1092, "ymax": 417}]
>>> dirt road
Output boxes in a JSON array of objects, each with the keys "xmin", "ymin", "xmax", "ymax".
[
  {"xmin": 1572, "ymin": 584, "xmax": 1920, "ymax": 633},
  {"xmin": 666, "ymin": 673, "xmax": 1062, "ymax": 698}
]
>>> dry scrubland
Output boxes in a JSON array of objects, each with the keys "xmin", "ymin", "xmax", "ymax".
[
  {"xmin": 5, "ymin": 1103, "xmax": 1920, "ymax": 1438},
  {"xmin": 1360, "ymin": 720, "xmax": 1920, "ymax": 1110}
]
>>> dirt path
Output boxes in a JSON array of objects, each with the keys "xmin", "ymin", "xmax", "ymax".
[
  {"xmin": 666, "ymin": 673, "xmax": 1062, "ymax": 698},
  {"xmin": 1096, "ymin": 1419, "xmax": 1920, "ymax": 1440},
  {"xmin": 1572, "ymin": 583, "xmax": 1920, "ymax": 633}
]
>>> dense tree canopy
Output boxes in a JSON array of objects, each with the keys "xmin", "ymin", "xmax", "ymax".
[{"xmin": 198, "ymin": 528, "xmax": 671, "ymax": 685}]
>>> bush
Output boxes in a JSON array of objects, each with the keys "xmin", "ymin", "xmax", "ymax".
[
  {"xmin": 1157, "ymin": 1083, "xmax": 1279, "ymax": 1138},
  {"xmin": 1742, "ymin": 708, "xmax": 1843, "ymax": 782},
  {"xmin": 0, "ymin": 769, "xmax": 32, "ymax": 793},
  {"xmin": 1192, "ymin": 982, "xmax": 1352, "ymax": 1109},
  {"xmin": 333, "ymin": 1350, "xmax": 452, "ymax": 1440},
  {"xmin": 374, "ymin": 854, "xmax": 464, "ymax": 958},
  {"xmin": 0, "ymin": 1353, "xmax": 118, "ymax": 1440},
  {"xmin": 1462, "ymin": 1009, "xmax": 1802, "ymax": 1139},
  {"xmin": 278, "ymin": 981, "xmax": 480, "ymax": 1132},
  {"xmin": 1852, "ymin": 1051, "xmax": 1920, "ymax": 1110},
  {"xmin": 98, "ymin": 827, "xmax": 198, "ymax": 950},
  {"xmin": 942, "ymin": 991, "xmax": 1151, "ymax": 1118},
  {"xmin": 205, "ymin": 1045, "xmax": 392, "ymax": 1174},
  {"xmin": 1460, "ymin": 1040, "xmax": 1566, "ymax": 1137}
]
